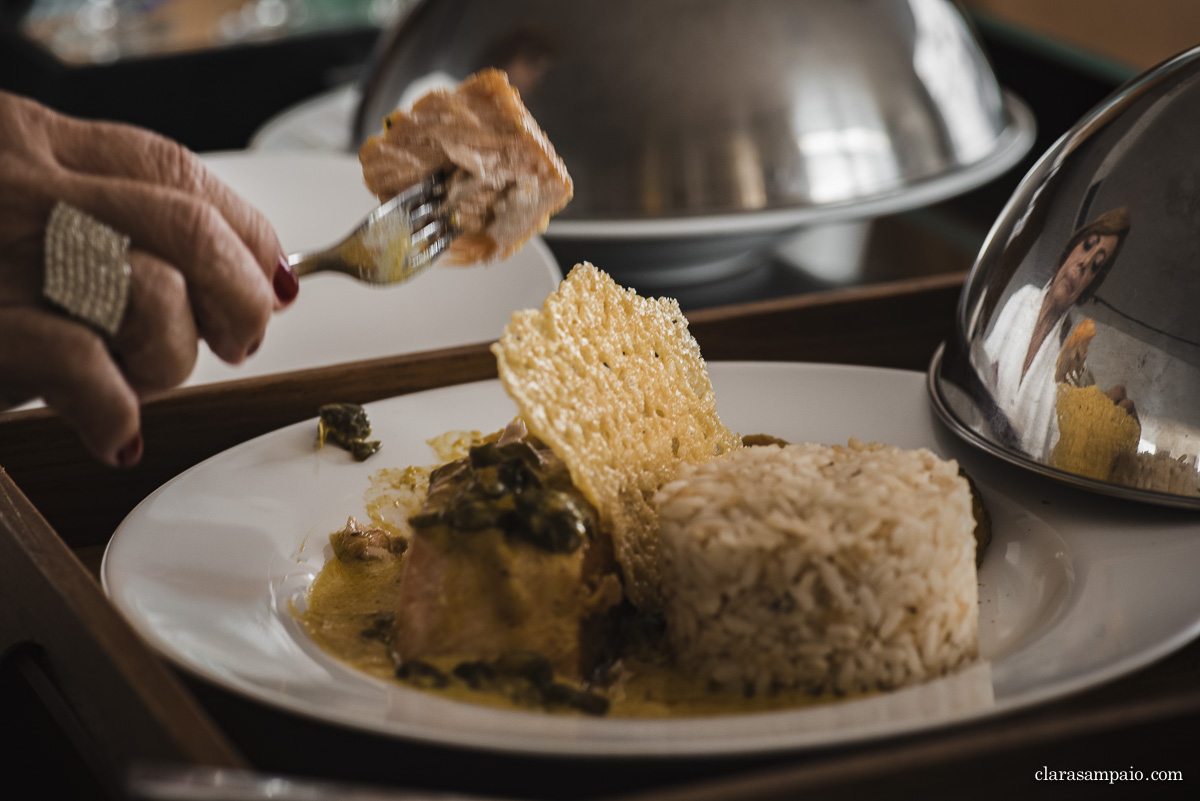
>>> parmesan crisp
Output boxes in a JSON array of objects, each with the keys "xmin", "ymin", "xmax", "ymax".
[
  {"xmin": 491, "ymin": 263, "xmax": 740, "ymax": 608},
  {"xmin": 1051, "ymin": 384, "xmax": 1140, "ymax": 480}
]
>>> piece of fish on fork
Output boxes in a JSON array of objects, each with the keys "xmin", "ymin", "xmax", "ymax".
[{"xmin": 287, "ymin": 171, "xmax": 456, "ymax": 286}]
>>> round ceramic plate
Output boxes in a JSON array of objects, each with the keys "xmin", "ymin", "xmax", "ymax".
[
  {"xmin": 102, "ymin": 363, "xmax": 1200, "ymax": 757},
  {"xmin": 191, "ymin": 151, "xmax": 562, "ymax": 384}
]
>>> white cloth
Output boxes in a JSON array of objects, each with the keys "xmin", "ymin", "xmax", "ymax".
[{"xmin": 977, "ymin": 284, "xmax": 1073, "ymax": 459}]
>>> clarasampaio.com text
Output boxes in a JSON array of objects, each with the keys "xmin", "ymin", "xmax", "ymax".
[{"xmin": 1036, "ymin": 767, "xmax": 1182, "ymax": 784}]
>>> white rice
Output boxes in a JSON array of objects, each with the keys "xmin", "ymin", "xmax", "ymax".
[{"xmin": 654, "ymin": 438, "xmax": 979, "ymax": 697}]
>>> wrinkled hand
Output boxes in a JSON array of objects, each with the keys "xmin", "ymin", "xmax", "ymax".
[{"xmin": 0, "ymin": 91, "xmax": 299, "ymax": 466}]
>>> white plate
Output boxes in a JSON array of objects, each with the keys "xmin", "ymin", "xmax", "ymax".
[
  {"xmin": 101, "ymin": 363, "xmax": 1200, "ymax": 757},
  {"xmin": 191, "ymin": 151, "xmax": 562, "ymax": 385}
]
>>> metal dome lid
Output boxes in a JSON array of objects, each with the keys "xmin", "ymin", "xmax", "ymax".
[
  {"xmin": 930, "ymin": 44, "xmax": 1200, "ymax": 507},
  {"xmin": 353, "ymin": 0, "xmax": 1034, "ymax": 239}
]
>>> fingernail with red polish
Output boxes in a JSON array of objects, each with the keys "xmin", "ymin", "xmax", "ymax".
[
  {"xmin": 117, "ymin": 432, "xmax": 143, "ymax": 468},
  {"xmin": 274, "ymin": 254, "xmax": 299, "ymax": 303}
]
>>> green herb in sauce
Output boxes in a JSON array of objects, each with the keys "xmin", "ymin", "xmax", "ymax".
[
  {"xmin": 410, "ymin": 440, "xmax": 593, "ymax": 554},
  {"xmin": 318, "ymin": 402, "xmax": 382, "ymax": 461}
]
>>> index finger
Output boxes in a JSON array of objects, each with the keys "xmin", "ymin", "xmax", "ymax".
[{"xmin": 48, "ymin": 113, "xmax": 292, "ymax": 299}]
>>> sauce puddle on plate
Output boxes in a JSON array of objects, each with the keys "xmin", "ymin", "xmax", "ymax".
[{"xmin": 297, "ymin": 465, "xmax": 853, "ymax": 718}]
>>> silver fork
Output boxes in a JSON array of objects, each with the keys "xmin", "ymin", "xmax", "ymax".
[{"xmin": 287, "ymin": 172, "xmax": 456, "ymax": 286}]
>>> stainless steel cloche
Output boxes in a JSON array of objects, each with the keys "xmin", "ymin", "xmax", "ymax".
[
  {"xmin": 354, "ymin": 0, "xmax": 1034, "ymax": 281},
  {"xmin": 930, "ymin": 44, "xmax": 1200, "ymax": 508}
]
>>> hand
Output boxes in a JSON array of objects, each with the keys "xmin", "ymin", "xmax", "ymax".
[
  {"xmin": 1104, "ymin": 384, "xmax": 1138, "ymax": 423},
  {"xmin": 0, "ymin": 90, "xmax": 300, "ymax": 466}
]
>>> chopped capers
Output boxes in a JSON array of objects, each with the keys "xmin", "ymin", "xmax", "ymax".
[
  {"xmin": 395, "ymin": 660, "xmax": 449, "ymax": 689},
  {"xmin": 470, "ymin": 440, "xmax": 540, "ymax": 469},
  {"xmin": 408, "ymin": 438, "xmax": 594, "ymax": 553},
  {"xmin": 542, "ymin": 682, "xmax": 610, "ymax": 716},
  {"xmin": 452, "ymin": 660, "xmax": 497, "ymax": 689},
  {"xmin": 474, "ymin": 465, "xmax": 508, "ymax": 498},
  {"xmin": 360, "ymin": 612, "xmax": 395, "ymax": 643},
  {"xmin": 449, "ymin": 499, "xmax": 500, "ymax": 531},
  {"xmin": 444, "ymin": 651, "xmax": 609, "ymax": 716},
  {"xmin": 468, "ymin": 441, "xmax": 502, "ymax": 468},
  {"xmin": 318, "ymin": 403, "xmax": 381, "ymax": 461},
  {"xmin": 742, "ymin": 433, "xmax": 790, "ymax": 448},
  {"xmin": 499, "ymin": 458, "xmax": 539, "ymax": 494},
  {"xmin": 515, "ymin": 489, "xmax": 587, "ymax": 552},
  {"xmin": 318, "ymin": 403, "xmax": 370, "ymax": 442},
  {"xmin": 348, "ymin": 439, "xmax": 382, "ymax": 461}
]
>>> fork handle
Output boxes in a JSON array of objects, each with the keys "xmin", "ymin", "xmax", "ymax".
[{"xmin": 287, "ymin": 249, "xmax": 357, "ymax": 280}]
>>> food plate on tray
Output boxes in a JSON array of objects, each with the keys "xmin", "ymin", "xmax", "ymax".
[
  {"xmin": 190, "ymin": 150, "xmax": 563, "ymax": 385},
  {"xmin": 101, "ymin": 362, "xmax": 1200, "ymax": 756}
]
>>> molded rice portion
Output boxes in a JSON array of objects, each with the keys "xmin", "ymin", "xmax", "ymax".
[{"xmin": 655, "ymin": 439, "xmax": 979, "ymax": 696}]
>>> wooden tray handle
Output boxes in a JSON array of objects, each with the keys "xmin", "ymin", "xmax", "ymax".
[{"xmin": 0, "ymin": 468, "xmax": 246, "ymax": 787}]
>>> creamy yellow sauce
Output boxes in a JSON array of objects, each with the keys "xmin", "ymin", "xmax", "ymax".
[
  {"xmin": 302, "ymin": 554, "xmax": 404, "ymax": 679},
  {"xmin": 297, "ymin": 462, "xmax": 844, "ymax": 719},
  {"xmin": 300, "ymin": 552, "xmax": 838, "ymax": 717}
]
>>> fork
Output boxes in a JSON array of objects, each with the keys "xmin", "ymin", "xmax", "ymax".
[{"xmin": 287, "ymin": 172, "xmax": 456, "ymax": 286}]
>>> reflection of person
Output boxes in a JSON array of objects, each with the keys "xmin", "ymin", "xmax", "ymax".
[
  {"xmin": 0, "ymin": 90, "xmax": 299, "ymax": 466},
  {"xmin": 978, "ymin": 207, "xmax": 1130, "ymax": 458}
]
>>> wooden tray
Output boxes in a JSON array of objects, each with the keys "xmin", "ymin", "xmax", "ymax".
[{"xmin": 4, "ymin": 272, "xmax": 1198, "ymax": 800}]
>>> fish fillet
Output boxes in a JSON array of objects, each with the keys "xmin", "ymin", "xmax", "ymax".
[{"xmin": 359, "ymin": 68, "xmax": 573, "ymax": 264}]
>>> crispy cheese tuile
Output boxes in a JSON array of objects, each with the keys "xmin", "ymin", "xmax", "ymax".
[{"xmin": 491, "ymin": 263, "xmax": 741, "ymax": 607}]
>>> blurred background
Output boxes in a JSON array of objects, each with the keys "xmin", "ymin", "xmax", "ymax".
[{"xmin": 2, "ymin": 0, "xmax": 1199, "ymax": 309}]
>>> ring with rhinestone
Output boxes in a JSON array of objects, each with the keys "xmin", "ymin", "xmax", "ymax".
[{"xmin": 42, "ymin": 201, "xmax": 132, "ymax": 338}]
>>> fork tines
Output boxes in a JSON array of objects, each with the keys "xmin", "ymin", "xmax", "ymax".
[
  {"xmin": 402, "ymin": 171, "xmax": 455, "ymax": 272},
  {"xmin": 286, "ymin": 169, "xmax": 458, "ymax": 286}
]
